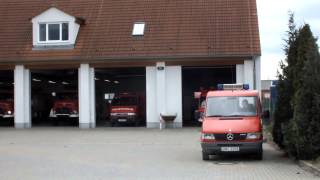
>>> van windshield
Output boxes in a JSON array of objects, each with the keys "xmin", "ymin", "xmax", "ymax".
[{"xmin": 206, "ymin": 96, "xmax": 257, "ymax": 117}]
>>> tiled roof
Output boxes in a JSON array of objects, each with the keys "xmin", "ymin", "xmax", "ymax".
[{"xmin": 0, "ymin": 0, "xmax": 261, "ymax": 63}]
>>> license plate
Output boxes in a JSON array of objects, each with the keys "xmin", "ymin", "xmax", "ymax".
[
  {"xmin": 118, "ymin": 119, "xmax": 127, "ymax": 122},
  {"xmin": 221, "ymin": 147, "xmax": 240, "ymax": 152}
]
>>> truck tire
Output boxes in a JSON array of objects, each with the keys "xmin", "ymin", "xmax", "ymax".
[
  {"xmin": 202, "ymin": 151, "xmax": 210, "ymax": 161},
  {"xmin": 255, "ymin": 144, "xmax": 263, "ymax": 160}
]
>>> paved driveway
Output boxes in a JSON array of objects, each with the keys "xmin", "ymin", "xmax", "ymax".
[{"xmin": 0, "ymin": 128, "xmax": 317, "ymax": 180}]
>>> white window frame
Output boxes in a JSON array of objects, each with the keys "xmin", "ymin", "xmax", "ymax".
[
  {"xmin": 38, "ymin": 22, "xmax": 70, "ymax": 44},
  {"xmin": 132, "ymin": 22, "xmax": 145, "ymax": 36}
]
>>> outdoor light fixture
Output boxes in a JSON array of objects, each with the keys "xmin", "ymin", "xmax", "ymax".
[
  {"xmin": 48, "ymin": 80, "xmax": 56, "ymax": 84},
  {"xmin": 157, "ymin": 66, "xmax": 165, "ymax": 71}
]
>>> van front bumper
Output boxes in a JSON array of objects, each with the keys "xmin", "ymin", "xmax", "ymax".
[{"xmin": 201, "ymin": 141, "xmax": 262, "ymax": 154}]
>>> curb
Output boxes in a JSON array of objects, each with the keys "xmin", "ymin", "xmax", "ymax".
[{"xmin": 299, "ymin": 160, "xmax": 320, "ymax": 177}]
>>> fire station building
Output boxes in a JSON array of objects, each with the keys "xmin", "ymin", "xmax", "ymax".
[{"xmin": 0, "ymin": 0, "xmax": 261, "ymax": 128}]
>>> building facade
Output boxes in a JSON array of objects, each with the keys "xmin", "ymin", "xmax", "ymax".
[{"xmin": 0, "ymin": 0, "xmax": 261, "ymax": 128}]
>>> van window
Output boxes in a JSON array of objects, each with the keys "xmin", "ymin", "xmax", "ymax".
[{"xmin": 206, "ymin": 96, "xmax": 257, "ymax": 117}]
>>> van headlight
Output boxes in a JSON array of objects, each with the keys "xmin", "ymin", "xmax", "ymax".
[
  {"xmin": 201, "ymin": 133, "xmax": 215, "ymax": 140},
  {"xmin": 246, "ymin": 133, "xmax": 262, "ymax": 140}
]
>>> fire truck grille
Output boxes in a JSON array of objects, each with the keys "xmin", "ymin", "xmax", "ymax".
[
  {"xmin": 56, "ymin": 108, "xmax": 71, "ymax": 114},
  {"xmin": 214, "ymin": 133, "xmax": 247, "ymax": 141}
]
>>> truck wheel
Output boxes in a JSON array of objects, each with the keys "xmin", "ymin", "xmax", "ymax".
[
  {"xmin": 255, "ymin": 151, "xmax": 263, "ymax": 160},
  {"xmin": 255, "ymin": 145, "xmax": 263, "ymax": 160},
  {"xmin": 202, "ymin": 151, "xmax": 210, "ymax": 161},
  {"xmin": 135, "ymin": 120, "xmax": 140, "ymax": 127},
  {"xmin": 110, "ymin": 121, "xmax": 116, "ymax": 127}
]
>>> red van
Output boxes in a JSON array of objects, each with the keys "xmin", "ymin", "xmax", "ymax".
[{"xmin": 200, "ymin": 84, "xmax": 264, "ymax": 160}]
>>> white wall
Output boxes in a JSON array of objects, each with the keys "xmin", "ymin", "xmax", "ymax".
[
  {"xmin": 244, "ymin": 60, "xmax": 254, "ymax": 90},
  {"xmin": 236, "ymin": 64, "xmax": 244, "ymax": 84},
  {"xmin": 165, "ymin": 66, "xmax": 182, "ymax": 126},
  {"xmin": 255, "ymin": 56, "xmax": 261, "ymax": 91},
  {"xmin": 146, "ymin": 64, "xmax": 183, "ymax": 128}
]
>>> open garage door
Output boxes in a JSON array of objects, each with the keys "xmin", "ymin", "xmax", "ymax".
[
  {"xmin": 95, "ymin": 68, "xmax": 146, "ymax": 127},
  {"xmin": 31, "ymin": 69, "xmax": 78, "ymax": 126},
  {"xmin": 0, "ymin": 71, "xmax": 14, "ymax": 127},
  {"xmin": 182, "ymin": 66, "xmax": 236, "ymax": 126}
]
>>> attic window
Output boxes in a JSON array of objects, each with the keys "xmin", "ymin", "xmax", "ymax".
[
  {"xmin": 39, "ymin": 22, "xmax": 69, "ymax": 42},
  {"xmin": 132, "ymin": 22, "xmax": 145, "ymax": 36}
]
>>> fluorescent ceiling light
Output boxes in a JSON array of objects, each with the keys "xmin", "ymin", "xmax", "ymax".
[
  {"xmin": 32, "ymin": 78, "xmax": 41, "ymax": 82},
  {"xmin": 48, "ymin": 80, "xmax": 56, "ymax": 84}
]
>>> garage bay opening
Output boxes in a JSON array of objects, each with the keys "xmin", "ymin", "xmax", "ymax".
[
  {"xmin": 182, "ymin": 66, "xmax": 236, "ymax": 126},
  {"xmin": 0, "ymin": 70, "xmax": 14, "ymax": 127},
  {"xmin": 31, "ymin": 69, "xmax": 78, "ymax": 126},
  {"xmin": 95, "ymin": 68, "xmax": 146, "ymax": 127}
]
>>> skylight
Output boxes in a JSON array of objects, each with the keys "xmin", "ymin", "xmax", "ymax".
[{"xmin": 132, "ymin": 22, "xmax": 145, "ymax": 36}]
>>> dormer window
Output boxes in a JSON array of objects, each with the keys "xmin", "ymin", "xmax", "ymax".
[
  {"xmin": 31, "ymin": 7, "xmax": 84, "ymax": 49},
  {"xmin": 38, "ymin": 22, "xmax": 69, "ymax": 42}
]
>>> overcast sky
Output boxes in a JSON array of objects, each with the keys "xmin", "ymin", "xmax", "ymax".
[{"xmin": 257, "ymin": 0, "xmax": 320, "ymax": 80}]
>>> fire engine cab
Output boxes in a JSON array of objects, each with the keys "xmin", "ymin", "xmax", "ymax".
[
  {"xmin": 49, "ymin": 92, "xmax": 78, "ymax": 124},
  {"xmin": 200, "ymin": 84, "xmax": 264, "ymax": 160}
]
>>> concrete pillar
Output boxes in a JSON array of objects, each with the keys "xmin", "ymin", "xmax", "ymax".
[
  {"xmin": 254, "ymin": 56, "xmax": 261, "ymax": 92},
  {"xmin": 146, "ymin": 66, "xmax": 157, "ymax": 128},
  {"xmin": 244, "ymin": 60, "xmax": 254, "ymax": 90},
  {"xmin": 14, "ymin": 65, "xmax": 31, "ymax": 128},
  {"xmin": 165, "ymin": 66, "xmax": 182, "ymax": 128},
  {"xmin": 236, "ymin": 64, "xmax": 244, "ymax": 84},
  {"xmin": 78, "ymin": 64, "xmax": 95, "ymax": 128},
  {"xmin": 146, "ymin": 63, "xmax": 183, "ymax": 128}
]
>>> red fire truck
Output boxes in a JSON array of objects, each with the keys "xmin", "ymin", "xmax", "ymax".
[
  {"xmin": 109, "ymin": 93, "xmax": 145, "ymax": 127},
  {"xmin": 0, "ymin": 92, "xmax": 14, "ymax": 120},
  {"xmin": 49, "ymin": 92, "xmax": 78, "ymax": 124}
]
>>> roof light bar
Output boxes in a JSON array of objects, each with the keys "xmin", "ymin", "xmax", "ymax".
[{"xmin": 217, "ymin": 84, "xmax": 250, "ymax": 90}]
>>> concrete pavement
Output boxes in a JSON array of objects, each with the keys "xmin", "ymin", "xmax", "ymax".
[{"xmin": 0, "ymin": 127, "xmax": 317, "ymax": 180}]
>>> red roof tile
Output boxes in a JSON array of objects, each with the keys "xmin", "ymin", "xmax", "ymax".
[{"xmin": 0, "ymin": 0, "xmax": 261, "ymax": 63}]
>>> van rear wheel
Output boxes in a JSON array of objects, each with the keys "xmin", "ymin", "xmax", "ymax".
[{"xmin": 202, "ymin": 152, "xmax": 210, "ymax": 161}]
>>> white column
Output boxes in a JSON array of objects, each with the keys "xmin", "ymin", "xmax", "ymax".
[
  {"xmin": 254, "ymin": 56, "xmax": 261, "ymax": 92},
  {"xmin": 244, "ymin": 60, "xmax": 254, "ymax": 90},
  {"xmin": 14, "ymin": 65, "xmax": 31, "ymax": 128},
  {"xmin": 78, "ymin": 64, "xmax": 95, "ymax": 128},
  {"xmin": 89, "ymin": 67, "xmax": 96, "ymax": 128},
  {"xmin": 156, "ymin": 62, "xmax": 166, "ymax": 119},
  {"xmin": 165, "ymin": 66, "xmax": 182, "ymax": 128},
  {"xmin": 146, "ymin": 66, "xmax": 158, "ymax": 128},
  {"xmin": 236, "ymin": 64, "xmax": 244, "ymax": 84}
]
